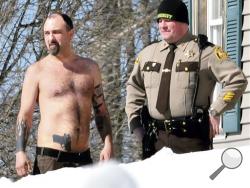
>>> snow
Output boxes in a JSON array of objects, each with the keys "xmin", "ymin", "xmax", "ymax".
[{"xmin": 1, "ymin": 145, "xmax": 249, "ymax": 188}]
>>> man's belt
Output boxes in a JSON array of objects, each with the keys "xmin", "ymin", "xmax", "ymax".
[{"xmin": 36, "ymin": 147, "xmax": 92, "ymax": 164}]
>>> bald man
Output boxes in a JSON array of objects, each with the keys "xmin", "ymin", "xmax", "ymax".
[{"xmin": 15, "ymin": 13, "xmax": 113, "ymax": 176}]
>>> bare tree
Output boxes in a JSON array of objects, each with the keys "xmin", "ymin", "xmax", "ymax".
[{"xmin": 0, "ymin": 0, "xmax": 161, "ymax": 178}]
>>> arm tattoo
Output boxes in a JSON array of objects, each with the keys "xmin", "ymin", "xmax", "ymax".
[
  {"xmin": 95, "ymin": 115, "xmax": 112, "ymax": 141},
  {"xmin": 93, "ymin": 84, "xmax": 104, "ymax": 113},
  {"xmin": 93, "ymin": 84, "xmax": 112, "ymax": 140},
  {"xmin": 94, "ymin": 84, "xmax": 103, "ymax": 98},
  {"xmin": 16, "ymin": 120, "xmax": 30, "ymax": 152}
]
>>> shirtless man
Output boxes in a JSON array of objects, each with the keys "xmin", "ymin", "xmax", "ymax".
[{"xmin": 15, "ymin": 13, "xmax": 113, "ymax": 176}]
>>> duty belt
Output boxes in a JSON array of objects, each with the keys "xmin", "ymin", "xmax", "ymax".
[{"xmin": 152, "ymin": 115, "xmax": 209, "ymax": 138}]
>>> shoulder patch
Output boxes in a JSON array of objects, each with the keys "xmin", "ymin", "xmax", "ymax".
[
  {"xmin": 214, "ymin": 47, "xmax": 228, "ymax": 61},
  {"xmin": 134, "ymin": 57, "xmax": 140, "ymax": 64}
]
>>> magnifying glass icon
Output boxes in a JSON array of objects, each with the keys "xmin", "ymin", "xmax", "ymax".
[{"xmin": 209, "ymin": 147, "xmax": 243, "ymax": 180}]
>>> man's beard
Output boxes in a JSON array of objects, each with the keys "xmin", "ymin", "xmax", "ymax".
[{"xmin": 48, "ymin": 42, "xmax": 60, "ymax": 56}]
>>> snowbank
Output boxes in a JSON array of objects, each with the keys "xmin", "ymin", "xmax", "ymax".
[{"xmin": 1, "ymin": 145, "xmax": 249, "ymax": 188}]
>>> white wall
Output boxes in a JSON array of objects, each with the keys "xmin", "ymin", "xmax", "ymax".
[{"xmin": 240, "ymin": 0, "xmax": 250, "ymax": 138}]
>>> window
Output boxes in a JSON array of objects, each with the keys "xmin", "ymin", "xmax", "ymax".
[
  {"xmin": 207, "ymin": 0, "xmax": 224, "ymax": 46},
  {"xmin": 207, "ymin": 0, "xmax": 225, "ymax": 139}
]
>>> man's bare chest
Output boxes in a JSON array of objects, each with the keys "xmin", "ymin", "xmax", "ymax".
[{"xmin": 39, "ymin": 70, "xmax": 94, "ymax": 98}]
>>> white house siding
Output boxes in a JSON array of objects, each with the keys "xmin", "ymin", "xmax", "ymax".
[
  {"xmin": 214, "ymin": 0, "xmax": 250, "ymax": 148},
  {"xmin": 240, "ymin": 0, "xmax": 250, "ymax": 144}
]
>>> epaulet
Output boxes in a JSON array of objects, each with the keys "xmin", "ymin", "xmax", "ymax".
[
  {"xmin": 195, "ymin": 34, "xmax": 214, "ymax": 50},
  {"xmin": 134, "ymin": 41, "xmax": 160, "ymax": 65},
  {"xmin": 144, "ymin": 40, "xmax": 160, "ymax": 48}
]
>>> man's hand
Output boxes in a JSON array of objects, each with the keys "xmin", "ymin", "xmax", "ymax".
[
  {"xmin": 99, "ymin": 142, "xmax": 113, "ymax": 161},
  {"xmin": 209, "ymin": 115, "xmax": 220, "ymax": 138},
  {"xmin": 99, "ymin": 134, "xmax": 113, "ymax": 161},
  {"xmin": 15, "ymin": 151, "xmax": 32, "ymax": 177},
  {"xmin": 133, "ymin": 127, "xmax": 145, "ymax": 142}
]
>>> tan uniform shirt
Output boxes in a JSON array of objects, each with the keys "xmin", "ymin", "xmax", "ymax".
[{"xmin": 126, "ymin": 32, "xmax": 247, "ymax": 132}]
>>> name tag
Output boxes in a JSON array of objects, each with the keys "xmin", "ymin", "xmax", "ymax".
[{"xmin": 176, "ymin": 61, "xmax": 199, "ymax": 72}]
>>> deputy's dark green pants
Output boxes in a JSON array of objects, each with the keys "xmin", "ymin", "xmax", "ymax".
[{"xmin": 155, "ymin": 130, "xmax": 212, "ymax": 154}]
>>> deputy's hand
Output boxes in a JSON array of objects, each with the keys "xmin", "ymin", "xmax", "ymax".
[
  {"xmin": 209, "ymin": 115, "xmax": 220, "ymax": 138},
  {"xmin": 15, "ymin": 151, "xmax": 32, "ymax": 177},
  {"xmin": 133, "ymin": 127, "xmax": 145, "ymax": 142}
]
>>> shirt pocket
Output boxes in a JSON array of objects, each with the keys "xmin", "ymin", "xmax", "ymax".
[
  {"xmin": 142, "ymin": 61, "xmax": 161, "ymax": 88},
  {"xmin": 175, "ymin": 61, "xmax": 199, "ymax": 89}
]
